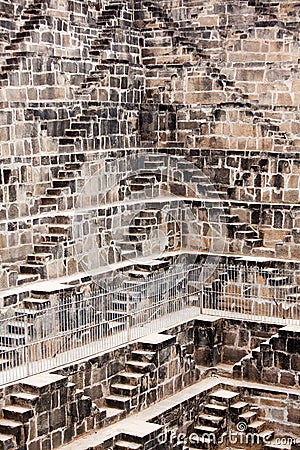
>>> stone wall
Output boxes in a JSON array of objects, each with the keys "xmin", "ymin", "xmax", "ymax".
[
  {"xmin": 1, "ymin": 0, "xmax": 300, "ymax": 291},
  {"xmin": 234, "ymin": 325, "xmax": 300, "ymax": 388},
  {"xmin": 221, "ymin": 319, "xmax": 281, "ymax": 364},
  {"xmin": 53, "ymin": 328, "xmax": 200, "ymax": 413},
  {"xmin": 0, "ymin": 318, "xmax": 298, "ymax": 448},
  {"xmin": 242, "ymin": 384, "xmax": 300, "ymax": 437}
]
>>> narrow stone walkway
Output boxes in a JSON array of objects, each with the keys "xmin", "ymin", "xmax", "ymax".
[
  {"xmin": 59, "ymin": 377, "xmax": 221, "ymax": 449},
  {"xmin": 59, "ymin": 375, "xmax": 300, "ymax": 450}
]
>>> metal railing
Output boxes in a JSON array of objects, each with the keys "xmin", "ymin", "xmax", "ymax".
[
  {"xmin": 200, "ymin": 263, "xmax": 300, "ymax": 324},
  {"xmin": 0, "ymin": 262, "xmax": 299, "ymax": 386}
]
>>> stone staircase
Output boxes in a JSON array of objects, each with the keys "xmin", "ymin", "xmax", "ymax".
[
  {"xmin": 18, "ymin": 214, "xmax": 74, "ymax": 283},
  {"xmin": 0, "ymin": 0, "xmax": 50, "ymax": 86},
  {"xmin": 0, "ymin": 373, "xmax": 103, "ymax": 450},
  {"xmin": 0, "ymin": 0, "xmax": 139, "ymax": 288},
  {"xmin": 105, "ymin": 258, "xmax": 171, "ymax": 333},
  {"xmin": 0, "ymin": 294, "xmax": 50, "ymax": 371},
  {"xmin": 114, "ymin": 440, "xmax": 143, "ymax": 449},
  {"xmin": 118, "ymin": 208, "xmax": 165, "ymax": 261},
  {"xmin": 38, "ymin": 163, "xmax": 82, "ymax": 214},
  {"xmin": 185, "ymin": 387, "xmax": 274, "ymax": 449},
  {"xmin": 104, "ymin": 333, "xmax": 175, "ymax": 414},
  {"xmin": 233, "ymin": 325, "xmax": 300, "ymax": 387}
]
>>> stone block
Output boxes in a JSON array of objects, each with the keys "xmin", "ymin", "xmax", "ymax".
[
  {"xmin": 37, "ymin": 413, "xmax": 49, "ymax": 437},
  {"xmin": 261, "ymin": 368, "xmax": 279, "ymax": 384},
  {"xmin": 50, "ymin": 407, "xmax": 66, "ymax": 431},
  {"xmin": 194, "ymin": 347, "xmax": 213, "ymax": 366},
  {"xmin": 223, "ymin": 346, "xmax": 248, "ymax": 363},
  {"xmin": 275, "ymin": 351, "xmax": 291, "ymax": 370},
  {"xmin": 280, "ymin": 371, "xmax": 296, "ymax": 386},
  {"xmin": 288, "ymin": 407, "xmax": 300, "ymax": 424},
  {"xmin": 291, "ymin": 354, "xmax": 300, "ymax": 371}
]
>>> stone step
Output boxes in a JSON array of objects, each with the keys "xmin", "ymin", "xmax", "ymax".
[
  {"xmin": 247, "ymin": 420, "xmax": 266, "ymax": 433},
  {"xmin": 121, "ymin": 250, "xmax": 137, "ymax": 261},
  {"xmin": 48, "ymin": 224, "xmax": 71, "ymax": 235},
  {"xmin": 137, "ymin": 333, "xmax": 176, "ymax": 351},
  {"xmin": 239, "ymin": 410, "xmax": 257, "ymax": 424},
  {"xmin": 110, "ymin": 383, "xmax": 139, "ymax": 397},
  {"xmin": 220, "ymin": 215, "xmax": 240, "ymax": 223},
  {"xmin": 134, "ymin": 217, "xmax": 157, "ymax": 226},
  {"xmin": 131, "ymin": 350, "xmax": 156, "ymax": 363},
  {"xmin": 55, "ymin": 215, "xmax": 73, "ymax": 225},
  {"xmin": 252, "ymin": 247, "xmax": 276, "ymax": 257},
  {"xmin": 134, "ymin": 259, "xmax": 169, "ymax": 271},
  {"xmin": 118, "ymin": 241, "xmax": 136, "ymax": 250},
  {"xmin": 235, "ymin": 230, "xmax": 258, "ymax": 239},
  {"xmin": 139, "ymin": 209, "xmax": 158, "ymax": 218},
  {"xmin": 127, "ymin": 270, "xmax": 152, "ymax": 279},
  {"xmin": 117, "ymin": 367, "xmax": 144, "ymax": 383},
  {"xmin": 42, "ymin": 233, "xmax": 66, "ymax": 243},
  {"xmin": 19, "ymin": 264, "xmax": 46, "ymax": 277},
  {"xmin": 58, "ymin": 170, "xmax": 77, "ymax": 179},
  {"xmin": 39, "ymin": 205, "xmax": 58, "ymax": 213},
  {"xmin": 0, "ymin": 419, "xmax": 23, "ymax": 443},
  {"xmin": 126, "ymin": 233, "xmax": 147, "ymax": 242},
  {"xmin": 2, "ymin": 406, "xmax": 33, "ymax": 423},
  {"xmin": 53, "ymin": 179, "xmax": 76, "ymax": 190},
  {"xmin": 128, "ymin": 225, "xmax": 152, "ymax": 234},
  {"xmin": 114, "ymin": 441, "xmax": 143, "ymax": 450},
  {"xmin": 40, "ymin": 196, "xmax": 58, "ymax": 205},
  {"xmin": 245, "ymin": 238, "xmax": 264, "ymax": 248},
  {"xmin": 65, "ymin": 129, "xmax": 87, "ymax": 138},
  {"xmin": 125, "ymin": 360, "xmax": 154, "ymax": 373},
  {"xmin": 19, "ymin": 374, "xmax": 67, "ymax": 396},
  {"xmin": 23, "ymin": 298, "xmax": 50, "ymax": 310},
  {"xmin": 204, "ymin": 403, "xmax": 227, "ymax": 416},
  {"xmin": 198, "ymin": 413, "xmax": 224, "ymax": 428},
  {"xmin": 229, "ymin": 401, "xmax": 249, "ymax": 415},
  {"xmin": 105, "ymin": 395, "xmax": 131, "ymax": 411},
  {"xmin": 17, "ymin": 273, "xmax": 39, "ymax": 285},
  {"xmin": 27, "ymin": 253, "xmax": 53, "ymax": 264},
  {"xmin": 194, "ymin": 424, "xmax": 218, "ymax": 436},
  {"xmin": 0, "ymin": 433, "xmax": 16, "ymax": 450},
  {"xmin": 46, "ymin": 187, "xmax": 70, "ymax": 196},
  {"xmin": 209, "ymin": 389, "xmax": 239, "ymax": 406},
  {"xmin": 10, "ymin": 392, "xmax": 39, "ymax": 408},
  {"xmin": 33, "ymin": 244, "xmax": 60, "ymax": 256},
  {"xmin": 65, "ymin": 163, "xmax": 82, "ymax": 170},
  {"xmin": 187, "ymin": 435, "xmax": 216, "ymax": 449}
]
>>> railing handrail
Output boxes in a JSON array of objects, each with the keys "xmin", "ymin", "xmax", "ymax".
[{"xmin": 0, "ymin": 262, "xmax": 299, "ymax": 386}]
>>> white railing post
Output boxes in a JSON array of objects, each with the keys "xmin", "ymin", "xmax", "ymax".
[
  {"xmin": 24, "ymin": 315, "xmax": 30, "ymax": 377},
  {"xmin": 127, "ymin": 291, "xmax": 131, "ymax": 342}
]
